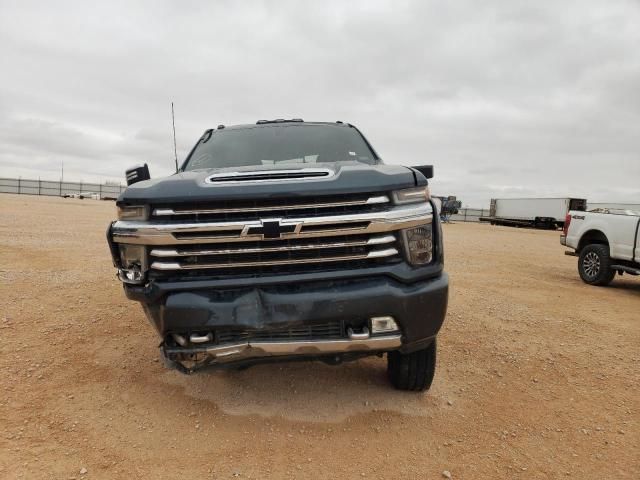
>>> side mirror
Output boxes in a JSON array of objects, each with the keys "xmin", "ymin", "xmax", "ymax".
[
  {"xmin": 125, "ymin": 164, "xmax": 151, "ymax": 186},
  {"xmin": 412, "ymin": 165, "xmax": 434, "ymax": 179}
]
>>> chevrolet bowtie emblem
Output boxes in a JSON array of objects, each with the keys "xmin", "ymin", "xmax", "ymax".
[{"xmin": 246, "ymin": 219, "xmax": 299, "ymax": 239}]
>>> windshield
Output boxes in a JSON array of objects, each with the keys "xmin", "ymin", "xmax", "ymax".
[{"xmin": 182, "ymin": 124, "xmax": 379, "ymax": 171}]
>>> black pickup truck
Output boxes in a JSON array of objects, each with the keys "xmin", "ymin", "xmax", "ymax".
[{"xmin": 107, "ymin": 120, "xmax": 448, "ymax": 391}]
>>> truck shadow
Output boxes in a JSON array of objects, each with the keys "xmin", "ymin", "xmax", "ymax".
[
  {"xmin": 607, "ymin": 279, "xmax": 640, "ymax": 293},
  {"xmin": 165, "ymin": 356, "xmax": 439, "ymax": 422}
]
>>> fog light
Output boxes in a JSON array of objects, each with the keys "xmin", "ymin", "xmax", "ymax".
[
  {"xmin": 402, "ymin": 224, "xmax": 433, "ymax": 265},
  {"xmin": 118, "ymin": 244, "xmax": 147, "ymax": 284},
  {"xmin": 119, "ymin": 268, "xmax": 144, "ymax": 283},
  {"xmin": 371, "ymin": 316, "xmax": 399, "ymax": 334}
]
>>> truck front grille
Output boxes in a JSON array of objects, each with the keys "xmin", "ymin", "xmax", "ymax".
[{"xmin": 113, "ymin": 192, "xmax": 434, "ymax": 279}]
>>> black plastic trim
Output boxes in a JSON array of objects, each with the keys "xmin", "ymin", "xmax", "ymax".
[
  {"xmin": 106, "ymin": 222, "xmax": 120, "ymax": 268},
  {"xmin": 125, "ymin": 257, "xmax": 443, "ymax": 302},
  {"xmin": 633, "ymin": 217, "xmax": 640, "ymax": 263}
]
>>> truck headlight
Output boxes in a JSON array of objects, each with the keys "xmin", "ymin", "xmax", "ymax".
[
  {"xmin": 402, "ymin": 224, "xmax": 433, "ymax": 265},
  {"xmin": 118, "ymin": 244, "xmax": 147, "ymax": 284},
  {"xmin": 117, "ymin": 205, "xmax": 149, "ymax": 221},
  {"xmin": 392, "ymin": 187, "xmax": 430, "ymax": 205}
]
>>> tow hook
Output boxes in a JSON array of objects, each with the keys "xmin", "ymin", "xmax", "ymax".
[{"xmin": 347, "ymin": 326, "xmax": 370, "ymax": 340}]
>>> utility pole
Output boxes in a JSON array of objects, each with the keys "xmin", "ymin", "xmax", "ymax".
[
  {"xmin": 171, "ymin": 102, "xmax": 179, "ymax": 172},
  {"xmin": 61, "ymin": 161, "xmax": 64, "ymax": 183}
]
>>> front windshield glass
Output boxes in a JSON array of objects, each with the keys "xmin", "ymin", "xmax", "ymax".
[{"xmin": 182, "ymin": 124, "xmax": 379, "ymax": 171}]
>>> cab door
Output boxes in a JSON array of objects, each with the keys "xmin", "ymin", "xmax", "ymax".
[{"xmin": 606, "ymin": 214, "xmax": 639, "ymax": 260}]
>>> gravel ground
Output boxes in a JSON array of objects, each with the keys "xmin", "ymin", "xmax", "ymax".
[{"xmin": 0, "ymin": 193, "xmax": 638, "ymax": 479}]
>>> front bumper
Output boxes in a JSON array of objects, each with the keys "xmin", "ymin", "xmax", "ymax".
[
  {"xmin": 163, "ymin": 332, "xmax": 403, "ymax": 368},
  {"xmin": 132, "ymin": 272, "xmax": 448, "ymax": 360}
]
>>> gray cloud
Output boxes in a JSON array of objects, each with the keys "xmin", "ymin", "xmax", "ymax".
[{"xmin": 1, "ymin": 0, "xmax": 639, "ymax": 206}]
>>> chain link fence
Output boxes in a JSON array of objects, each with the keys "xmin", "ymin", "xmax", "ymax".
[
  {"xmin": 448, "ymin": 208, "xmax": 489, "ymax": 222},
  {"xmin": 1, "ymin": 177, "xmax": 492, "ymax": 220},
  {"xmin": 0, "ymin": 177, "xmax": 126, "ymax": 199}
]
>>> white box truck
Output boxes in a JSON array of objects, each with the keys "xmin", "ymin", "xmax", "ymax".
[{"xmin": 482, "ymin": 198, "xmax": 587, "ymax": 229}]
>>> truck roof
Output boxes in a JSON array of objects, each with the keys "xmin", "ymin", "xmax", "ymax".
[{"xmin": 213, "ymin": 120, "xmax": 352, "ymax": 131}]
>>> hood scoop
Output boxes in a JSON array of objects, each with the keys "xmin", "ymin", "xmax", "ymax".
[{"xmin": 205, "ymin": 168, "xmax": 334, "ymax": 184}]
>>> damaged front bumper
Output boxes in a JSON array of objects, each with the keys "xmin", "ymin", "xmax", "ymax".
[
  {"xmin": 125, "ymin": 271, "xmax": 448, "ymax": 370},
  {"xmin": 163, "ymin": 333, "xmax": 403, "ymax": 373}
]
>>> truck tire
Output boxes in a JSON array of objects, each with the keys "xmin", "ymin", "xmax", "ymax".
[
  {"xmin": 387, "ymin": 340, "xmax": 436, "ymax": 392},
  {"xmin": 578, "ymin": 244, "xmax": 615, "ymax": 286}
]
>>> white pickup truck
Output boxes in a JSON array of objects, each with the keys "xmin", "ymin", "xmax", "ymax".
[{"xmin": 561, "ymin": 209, "xmax": 640, "ymax": 285}]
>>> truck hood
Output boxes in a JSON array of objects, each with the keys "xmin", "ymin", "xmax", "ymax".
[{"xmin": 118, "ymin": 163, "xmax": 421, "ymax": 205}]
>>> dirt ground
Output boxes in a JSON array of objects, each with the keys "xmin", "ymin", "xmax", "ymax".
[{"xmin": 0, "ymin": 193, "xmax": 638, "ymax": 479}]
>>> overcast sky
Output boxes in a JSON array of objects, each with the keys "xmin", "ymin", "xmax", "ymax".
[{"xmin": 1, "ymin": 0, "xmax": 639, "ymax": 206}]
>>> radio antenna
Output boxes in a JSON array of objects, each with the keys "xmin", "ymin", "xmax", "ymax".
[{"xmin": 171, "ymin": 102, "xmax": 178, "ymax": 172}]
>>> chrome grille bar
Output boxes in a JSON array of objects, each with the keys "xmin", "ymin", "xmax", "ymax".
[
  {"xmin": 150, "ymin": 247, "xmax": 399, "ymax": 271},
  {"xmin": 152, "ymin": 195, "xmax": 389, "ymax": 217},
  {"xmin": 112, "ymin": 202, "xmax": 432, "ymax": 245},
  {"xmin": 150, "ymin": 234, "xmax": 396, "ymax": 258},
  {"xmin": 205, "ymin": 168, "xmax": 334, "ymax": 184}
]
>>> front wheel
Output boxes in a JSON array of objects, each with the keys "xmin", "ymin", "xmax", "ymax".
[
  {"xmin": 578, "ymin": 244, "xmax": 615, "ymax": 286},
  {"xmin": 387, "ymin": 340, "xmax": 436, "ymax": 392}
]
